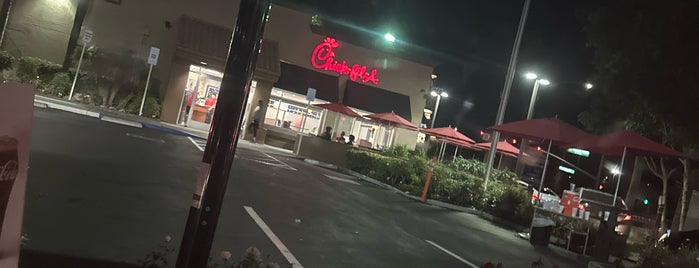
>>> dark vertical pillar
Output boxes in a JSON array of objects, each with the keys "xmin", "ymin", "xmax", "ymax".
[
  {"xmin": 175, "ymin": 0, "xmax": 272, "ymax": 267},
  {"xmin": 62, "ymin": 0, "xmax": 90, "ymax": 70}
]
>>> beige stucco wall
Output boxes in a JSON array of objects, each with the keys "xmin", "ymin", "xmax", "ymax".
[
  {"xmin": 4, "ymin": 1, "xmax": 431, "ymax": 148},
  {"xmin": 3, "ymin": 0, "xmax": 77, "ymax": 63}
]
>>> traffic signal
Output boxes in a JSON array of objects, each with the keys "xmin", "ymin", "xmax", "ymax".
[{"xmin": 643, "ymin": 198, "xmax": 650, "ymax": 205}]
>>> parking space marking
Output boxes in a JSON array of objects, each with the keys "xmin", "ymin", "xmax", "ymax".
[
  {"xmin": 244, "ymin": 206, "xmax": 303, "ymax": 268},
  {"xmin": 260, "ymin": 152, "xmax": 297, "ymax": 171},
  {"xmin": 425, "ymin": 240, "xmax": 479, "ymax": 268},
  {"xmin": 187, "ymin": 137, "xmax": 205, "ymax": 152},
  {"xmin": 324, "ymin": 174, "xmax": 360, "ymax": 185}
]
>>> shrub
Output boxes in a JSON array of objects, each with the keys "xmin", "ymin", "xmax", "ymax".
[
  {"xmin": 638, "ymin": 245, "xmax": 699, "ymax": 268},
  {"xmin": 0, "ymin": 51, "xmax": 14, "ymax": 71},
  {"xmin": 48, "ymin": 72, "xmax": 71, "ymax": 97},
  {"xmin": 16, "ymin": 56, "xmax": 45, "ymax": 82},
  {"xmin": 383, "ymin": 144, "xmax": 410, "ymax": 158},
  {"xmin": 37, "ymin": 61, "xmax": 62, "ymax": 84},
  {"xmin": 490, "ymin": 185, "xmax": 533, "ymax": 226},
  {"xmin": 143, "ymin": 96, "xmax": 162, "ymax": 118}
]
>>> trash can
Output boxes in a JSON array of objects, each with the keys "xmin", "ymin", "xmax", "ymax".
[{"xmin": 530, "ymin": 215, "xmax": 555, "ymax": 246}]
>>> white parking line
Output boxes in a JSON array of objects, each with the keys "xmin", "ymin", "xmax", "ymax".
[
  {"xmin": 244, "ymin": 206, "xmax": 303, "ymax": 268},
  {"xmin": 324, "ymin": 174, "xmax": 360, "ymax": 185},
  {"xmin": 425, "ymin": 240, "xmax": 478, "ymax": 268},
  {"xmin": 260, "ymin": 152, "xmax": 297, "ymax": 171},
  {"xmin": 187, "ymin": 136, "xmax": 204, "ymax": 152}
]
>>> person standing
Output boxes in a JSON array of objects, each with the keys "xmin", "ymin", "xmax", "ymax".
[{"xmin": 250, "ymin": 100, "xmax": 264, "ymax": 143}]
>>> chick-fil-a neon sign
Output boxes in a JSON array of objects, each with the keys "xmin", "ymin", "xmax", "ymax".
[{"xmin": 311, "ymin": 37, "xmax": 380, "ymax": 85}]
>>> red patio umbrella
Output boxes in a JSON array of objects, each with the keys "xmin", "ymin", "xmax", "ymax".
[
  {"xmin": 488, "ymin": 118, "xmax": 592, "ymax": 146},
  {"xmin": 474, "ymin": 141, "xmax": 522, "ymax": 156},
  {"xmin": 486, "ymin": 118, "xmax": 593, "ymax": 199},
  {"xmin": 572, "ymin": 130, "xmax": 683, "ymax": 158},
  {"xmin": 422, "ymin": 126, "xmax": 476, "ymax": 144},
  {"xmin": 366, "ymin": 111, "xmax": 418, "ymax": 130},
  {"xmin": 572, "ymin": 130, "xmax": 684, "ymax": 206},
  {"xmin": 313, "ymin": 103, "xmax": 362, "ymax": 118}
]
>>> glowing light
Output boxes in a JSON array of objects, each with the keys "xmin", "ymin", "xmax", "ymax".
[
  {"xmin": 539, "ymin": 79, "xmax": 551, "ymax": 86},
  {"xmin": 643, "ymin": 198, "xmax": 649, "ymax": 205},
  {"xmin": 525, "ymin": 73, "xmax": 538, "ymax": 80},
  {"xmin": 311, "ymin": 37, "xmax": 379, "ymax": 84},
  {"xmin": 384, "ymin": 33, "xmax": 396, "ymax": 42},
  {"xmin": 430, "ymin": 91, "xmax": 438, "ymax": 96},
  {"xmin": 440, "ymin": 92, "xmax": 448, "ymax": 98},
  {"xmin": 585, "ymin": 83, "xmax": 593, "ymax": 90}
]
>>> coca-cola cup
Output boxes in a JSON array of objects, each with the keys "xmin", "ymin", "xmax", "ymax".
[{"xmin": 0, "ymin": 136, "xmax": 18, "ymax": 237}]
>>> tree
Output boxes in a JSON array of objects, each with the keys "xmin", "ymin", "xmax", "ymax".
[
  {"xmin": 580, "ymin": 0, "xmax": 699, "ymax": 232},
  {"xmin": 83, "ymin": 49, "xmax": 147, "ymax": 107}
]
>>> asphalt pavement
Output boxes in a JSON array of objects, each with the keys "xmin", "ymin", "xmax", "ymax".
[{"xmin": 21, "ymin": 107, "xmax": 584, "ymax": 267}]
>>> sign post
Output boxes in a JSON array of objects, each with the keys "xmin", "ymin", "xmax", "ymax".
[
  {"xmin": 300, "ymin": 87, "xmax": 316, "ymax": 133},
  {"xmin": 139, "ymin": 47, "xmax": 159, "ymax": 116},
  {"xmin": 68, "ymin": 29, "xmax": 92, "ymax": 101}
]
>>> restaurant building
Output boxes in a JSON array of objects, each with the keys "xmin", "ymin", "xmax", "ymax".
[{"xmin": 5, "ymin": 0, "xmax": 435, "ymax": 150}]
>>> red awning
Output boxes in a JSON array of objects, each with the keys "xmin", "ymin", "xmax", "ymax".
[
  {"xmin": 488, "ymin": 118, "xmax": 592, "ymax": 146},
  {"xmin": 423, "ymin": 127, "xmax": 476, "ymax": 144},
  {"xmin": 474, "ymin": 141, "xmax": 522, "ymax": 156},
  {"xmin": 366, "ymin": 111, "xmax": 417, "ymax": 130},
  {"xmin": 313, "ymin": 103, "xmax": 362, "ymax": 117},
  {"xmin": 572, "ymin": 130, "xmax": 684, "ymax": 158},
  {"xmin": 438, "ymin": 137, "xmax": 481, "ymax": 149}
]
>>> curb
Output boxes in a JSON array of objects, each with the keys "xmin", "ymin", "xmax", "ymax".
[{"xmin": 34, "ymin": 98, "xmax": 207, "ymax": 140}]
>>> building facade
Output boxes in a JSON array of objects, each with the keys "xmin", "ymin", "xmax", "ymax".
[{"xmin": 5, "ymin": 0, "xmax": 434, "ymax": 149}]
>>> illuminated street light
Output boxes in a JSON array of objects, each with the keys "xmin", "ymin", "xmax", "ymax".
[
  {"xmin": 429, "ymin": 87, "xmax": 448, "ymax": 128},
  {"xmin": 525, "ymin": 73, "xmax": 538, "ymax": 80},
  {"xmin": 585, "ymin": 83, "xmax": 594, "ymax": 90},
  {"xmin": 539, "ymin": 79, "xmax": 550, "ymax": 86},
  {"xmin": 384, "ymin": 33, "xmax": 396, "ymax": 42},
  {"xmin": 611, "ymin": 167, "xmax": 621, "ymax": 175}
]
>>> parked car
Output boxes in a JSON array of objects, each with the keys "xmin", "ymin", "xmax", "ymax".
[{"xmin": 516, "ymin": 180, "xmax": 560, "ymax": 204}]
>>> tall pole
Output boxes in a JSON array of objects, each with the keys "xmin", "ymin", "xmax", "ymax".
[
  {"xmin": 175, "ymin": 0, "xmax": 271, "ymax": 267},
  {"xmin": 613, "ymin": 147, "xmax": 627, "ymax": 207},
  {"xmin": 62, "ymin": 0, "xmax": 90, "ymax": 70},
  {"xmin": 515, "ymin": 79, "xmax": 541, "ymax": 175},
  {"xmin": 68, "ymin": 40, "xmax": 88, "ymax": 101},
  {"xmin": 430, "ymin": 94, "xmax": 441, "ymax": 128},
  {"xmin": 138, "ymin": 64, "xmax": 154, "ymax": 116},
  {"xmin": 0, "ymin": 0, "xmax": 12, "ymax": 46},
  {"xmin": 484, "ymin": 0, "xmax": 531, "ymax": 190}
]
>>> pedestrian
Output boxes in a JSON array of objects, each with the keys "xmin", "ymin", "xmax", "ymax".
[
  {"xmin": 346, "ymin": 134, "xmax": 355, "ymax": 145},
  {"xmin": 336, "ymin": 131, "xmax": 346, "ymax": 143},
  {"xmin": 250, "ymin": 100, "xmax": 264, "ymax": 143},
  {"xmin": 319, "ymin": 126, "xmax": 332, "ymax": 140}
]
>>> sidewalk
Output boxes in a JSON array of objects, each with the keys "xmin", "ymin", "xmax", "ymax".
[{"xmin": 34, "ymin": 95, "xmax": 208, "ymax": 139}]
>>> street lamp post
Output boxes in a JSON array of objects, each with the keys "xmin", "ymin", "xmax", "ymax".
[
  {"xmin": 429, "ymin": 88, "xmax": 447, "ymax": 128},
  {"xmin": 515, "ymin": 73, "xmax": 549, "ymax": 176}
]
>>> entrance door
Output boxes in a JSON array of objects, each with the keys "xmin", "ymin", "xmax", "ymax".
[{"xmin": 177, "ymin": 65, "xmax": 223, "ymax": 131}]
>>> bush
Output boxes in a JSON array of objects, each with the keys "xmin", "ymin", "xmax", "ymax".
[
  {"xmin": 37, "ymin": 61, "xmax": 62, "ymax": 84},
  {"xmin": 0, "ymin": 51, "xmax": 14, "ymax": 71},
  {"xmin": 383, "ymin": 144, "xmax": 411, "ymax": 158},
  {"xmin": 16, "ymin": 56, "xmax": 44, "ymax": 82},
  {"xmin": 143, "ymin": 96, "xmax": 162, "ymax": 118},
  {"xmin": 16, "ymin": 56, "xmax": 61, "ymax": 83},
  {"xmin": 638, "ymin": 245, "xmax": 699, "ymax": 268},
  {"xmin": 490, "ymin": 185, "xmax": 533, "ymax": 226},
  {"xmin": 48, "ymin": 72, "xmax": 71, "ymax": 97}
]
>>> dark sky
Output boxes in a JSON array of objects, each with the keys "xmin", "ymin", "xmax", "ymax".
[{"xmin": 280, "ymin": 0, "xmax": 603, "ymax": 140}]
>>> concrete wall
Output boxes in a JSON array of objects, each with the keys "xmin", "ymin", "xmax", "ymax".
[{"xmin": 3, "ymin": 0, "xmax": 77, "ymax": 62}]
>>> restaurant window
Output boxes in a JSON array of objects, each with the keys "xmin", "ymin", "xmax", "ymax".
[{"xmin": 264, "ymin": 88, "xmax": 327, "ymax": 135}]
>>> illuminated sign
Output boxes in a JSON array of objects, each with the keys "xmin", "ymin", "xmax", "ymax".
[
  {"xmin": 559, "ymin": 165, "xmax": 576, "ymax": 175},
  {"xmin": 567, "ymin": 148, "xmax": 590, "ymax": 157},
  {"xmin": 311, "ymin": 37, "xmax": 380, "ymax": 85}
]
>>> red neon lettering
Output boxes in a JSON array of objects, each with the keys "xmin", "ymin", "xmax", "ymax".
[{"xmin": 311, "ymin": 37, "xmax": 380, "ymax": 85}]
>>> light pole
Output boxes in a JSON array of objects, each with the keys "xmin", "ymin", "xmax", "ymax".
[
  {"xmin": 514, "ymin": 73, "xmax": 549, "ymax": 176},
  {"xmin": 429, "ymin": 88, "xmax": 448, "ymax": 128}
]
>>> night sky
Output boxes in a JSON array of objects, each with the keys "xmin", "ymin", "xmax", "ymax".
[{"xmin": 280, "ymin": 0, "xmax": 604, "ymax": 140}]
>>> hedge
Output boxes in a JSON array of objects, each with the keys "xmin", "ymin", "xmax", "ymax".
[{"xmin": 346, "ymin": 147, "xmax": 533, "ymax": 226}]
